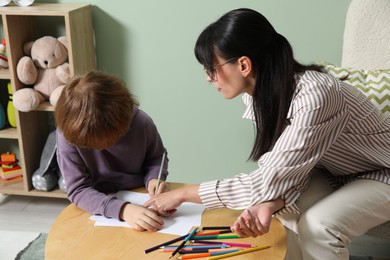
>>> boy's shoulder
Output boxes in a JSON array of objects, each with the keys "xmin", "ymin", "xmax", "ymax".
[{"xmin": 132, "ymin": 106, "xmax": 156, "ymax": 126}]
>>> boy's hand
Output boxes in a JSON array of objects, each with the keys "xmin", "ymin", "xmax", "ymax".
[
  {"xmin": 147, "ymin": 179, "xmax": 168, "ymax": 196},
  {"xmin": 119, "ymin": 203, "xmax": 164, "ymax": 232}
]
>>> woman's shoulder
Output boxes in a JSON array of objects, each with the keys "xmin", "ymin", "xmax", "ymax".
[
  {"xmin": 292, "ymin": 70, "xmax": 346, "ymax": 114},
  {"xmin": 298, "ymin": 70, "xmax": 339, "ymax": 88}
]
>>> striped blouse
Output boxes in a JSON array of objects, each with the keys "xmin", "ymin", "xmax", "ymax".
[{"xmin": 198, "ymin": 70, "xmax": 390, "ymax": 214}]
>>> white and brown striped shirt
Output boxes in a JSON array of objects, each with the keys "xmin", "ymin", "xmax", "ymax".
[{"xmin": 199, "ymin": 70, "xmax": 390, "ymax": 214}]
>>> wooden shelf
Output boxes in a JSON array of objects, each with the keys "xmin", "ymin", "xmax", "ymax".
[
  {"xmin": 0, "ymin": 178, "xmax": 67, "ymax": 198},
  {"xmin": 0, "ymin": 3, "xmax": 95, "ymax": 198},
  {"xmin": 0, "ymin": 127, "xmax": 18, "ymax": 139}
]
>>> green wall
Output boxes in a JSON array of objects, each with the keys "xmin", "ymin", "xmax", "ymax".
[{"xmin": 46, "ymin": 0, "xmax": 351, "ymax": 183}]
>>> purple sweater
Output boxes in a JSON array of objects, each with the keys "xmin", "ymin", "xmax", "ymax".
[{"xmin": 56, "ymin": 107, "xmax": 168, "ymax": 219}]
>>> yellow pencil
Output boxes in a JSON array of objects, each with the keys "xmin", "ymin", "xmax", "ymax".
[{"xmin": 207, "ymin": 245, "xmax": 271, "ymax": 260}]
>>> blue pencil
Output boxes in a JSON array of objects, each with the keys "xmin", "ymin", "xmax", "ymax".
[{"xmin": 169, "ymin": 227, "xmax": 199, "ymax": 259}]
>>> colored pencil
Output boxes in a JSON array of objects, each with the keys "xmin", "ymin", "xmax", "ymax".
[
  {"xmin": 144, "ymin": 233, "xmax": 189, "ymax": 254},
  {"xmin": 155, "ymin": 151, "xmax": 166, "ymax": 195},
  {"xmin": 178, "ymin": 249, "xmax": 239, "ymax": 259},
  {"xmin": 201, "ymin": 226, "xmax": 231, "ymax": 230},
  {"xmin": 161, "ymin": 247, "xmax": 231, "ymax": 253},
  {"xmin": 207, "ymin": 245, "xmax": 271, "ymax": 260},
  {"xmin": 170, "ymin": 227, "xmax": 199, "ymax": 259},
  {"xmin": 190, "ymin": 240, "xmax": 256, "ymax": 248},
  {"xmin": 178, "ymin": 248, "xmax": 239, "ymax": 254},
  {"xmin": 191, "ymin": 234, "xmax": 240, "ymax": 240},
  {"xmin": 162, "ymin": 245, "xmax": 227, "ymax": 250},
  {"xmin": 196, "ymin": 230, "xmax": 232, "ymax": 236}
]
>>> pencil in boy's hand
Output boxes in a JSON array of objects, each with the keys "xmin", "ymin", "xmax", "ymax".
[{"xmin": 155, "ymin": 151, "xmax": 166, "ymax": 195}]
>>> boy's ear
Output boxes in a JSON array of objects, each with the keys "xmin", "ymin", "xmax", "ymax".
[{"xmin": 238, "ymin": 56, "xmax": 252, "ymax": 77}]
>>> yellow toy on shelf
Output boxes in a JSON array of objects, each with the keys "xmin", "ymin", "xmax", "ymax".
[{"xmin": 7, "ymin": 82, "xmax": 16, "ymax": 127}]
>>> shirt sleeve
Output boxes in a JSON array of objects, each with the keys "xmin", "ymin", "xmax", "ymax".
[
  {"xmin": 199, "ymin": 74, "xmax": 350, "ymax": 214},
  {"xmin": 56, "ymin": 131, "xmax": 126, "ymax": 219}
]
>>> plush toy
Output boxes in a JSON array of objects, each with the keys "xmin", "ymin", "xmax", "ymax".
[{"xmin": 13, "ymin": 36, "xmax": 70, "ymax": 112}]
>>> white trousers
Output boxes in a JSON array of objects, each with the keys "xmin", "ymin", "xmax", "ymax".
[{"xmin": 276, "ymin": 169, "xmax": 390, "ymax": 260}]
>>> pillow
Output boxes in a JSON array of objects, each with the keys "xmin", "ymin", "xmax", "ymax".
[{"xmin": 320, "ymin": 62, "xmax": 390, "ymax": 117}]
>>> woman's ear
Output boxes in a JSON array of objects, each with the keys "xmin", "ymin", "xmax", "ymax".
[{"xmin": 238, "ymin": 56, "xmax": 252, "ymax": 77}]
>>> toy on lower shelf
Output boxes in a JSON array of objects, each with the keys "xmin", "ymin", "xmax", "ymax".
[{"xmin": 0, "ymin": 152, "xmax": 23, "ymax": 180}]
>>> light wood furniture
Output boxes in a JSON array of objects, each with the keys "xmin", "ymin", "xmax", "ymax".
[
  {"xmin": 0, "ymin": 3, "xmax": 95, "ymax": 198},
  {"xmin": 46, "ymin": 184, "xmax": 287, "ymax": 259}
]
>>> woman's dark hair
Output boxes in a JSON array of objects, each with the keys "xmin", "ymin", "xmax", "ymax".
[{"xmin": 194, "ymin": 8, "xmax": 323, "ymax": 161}]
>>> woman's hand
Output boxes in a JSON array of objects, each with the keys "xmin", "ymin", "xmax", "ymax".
[
  {"xmin": 147, "ymin": 179, "xmax": 168, "ymax": 196},
  {"xmin": 231, "ymin": 198, "xmax": 284, "ymax": 237},
  {"xmin": 144, "ymin": 189, "xmax": 182, "ymax": 216},
  {"xmin": 144, "ymin": 185, "xmax": 201, "ymax": 216},
  {"xmin": 119, "ymin": 203, "xmax": 164, "ymax": 232}
]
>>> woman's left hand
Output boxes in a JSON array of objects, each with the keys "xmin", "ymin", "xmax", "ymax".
[{"xmin": 231, "ymin": 198, "xmax": 284, "ymax": 237}]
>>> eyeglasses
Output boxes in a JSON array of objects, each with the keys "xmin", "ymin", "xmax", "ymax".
[{"xmin": 204, "ymin": 57, "xmax": 238, "ymax": 81}]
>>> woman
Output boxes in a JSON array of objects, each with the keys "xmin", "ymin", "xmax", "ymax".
[
  {"xmin": 56, "ymin": 71, "xmax": 169, "ymax": 232},
  {"xmin": 145, "ymin": 8, "xmax": 390, "ymax": 259}
]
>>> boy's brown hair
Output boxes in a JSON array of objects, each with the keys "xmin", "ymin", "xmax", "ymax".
[{"xmin": 55, "ymin": 70, "xmax": 139, "ymax": 149}]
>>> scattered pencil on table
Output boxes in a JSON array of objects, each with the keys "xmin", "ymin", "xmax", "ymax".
[
  {"xmin": 178, "ymin": 248, "xmax": 240, "ymax": 254},
  {"xmin": 207, "ymin": 245, "xmax": 271, "ymax": 260},
  {"xmin": 161, "ymin": 244, "xmax": 228, "ymax": 251},
  {"xmin": 190, "ymin": 240, "xmax": 256, "ymax": 248},
  {"xmin": 144, "ymin": 233, "xmax": 190, "ymax": 254},
  {"xmin": 201, "ymin": 226, "xmax": 231, "ymax": 231},
  {"xmin": 191, "ymin": 234, "xmax": 240, "ymax": 240},
  {"xmin": 177, "ymin": 249, "xmax": 239, "ymax": 259},
  {"xmin": 169, "ymin": 227, "xmax": 199, "ymax": 259},
  {"xmin": 145, "ymin": 226, "xmax": 269, "ymax": 259},
  {"xmin": 195, "ymin": 230, "xmax": 232, "ymax": 236}
]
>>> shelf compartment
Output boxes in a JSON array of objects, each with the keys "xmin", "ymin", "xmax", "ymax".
[{"xmin": 0, "ymin": 127, "xmax": 18, "ymax": 139}]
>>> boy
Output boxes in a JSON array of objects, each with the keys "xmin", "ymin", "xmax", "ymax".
[{"xmin": 55, "ymin": 71, "xmax": 168, "ymax": 231}]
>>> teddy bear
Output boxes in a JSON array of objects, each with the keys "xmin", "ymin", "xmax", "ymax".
[{"xmin": 13, "ymin": 36, "xmax": 70, "ymax": 112}]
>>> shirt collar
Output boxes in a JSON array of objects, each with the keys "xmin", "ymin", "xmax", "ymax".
[{"xmin": 242, "ymin": 74, "xmax": 302, "ymax": 121}]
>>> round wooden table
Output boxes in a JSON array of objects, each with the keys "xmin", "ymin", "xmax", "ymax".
[{"xmin": 45, "ymin": 185, "xmax": 286, "ymax": 259}]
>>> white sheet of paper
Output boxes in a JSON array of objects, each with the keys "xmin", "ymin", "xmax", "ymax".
[{"xmin": 89, "ymin": 190, "xmax": 205, "ymax": 236}]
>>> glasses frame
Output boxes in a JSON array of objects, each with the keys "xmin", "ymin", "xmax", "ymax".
[{"xmin": 204, "ymin": 57, "xmax": 238, "ymax": 81}]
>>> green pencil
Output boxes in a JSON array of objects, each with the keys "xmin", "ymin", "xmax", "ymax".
[{"xmin": 191, "ymin": 234, "xmax": 240, "ymax": 240}]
